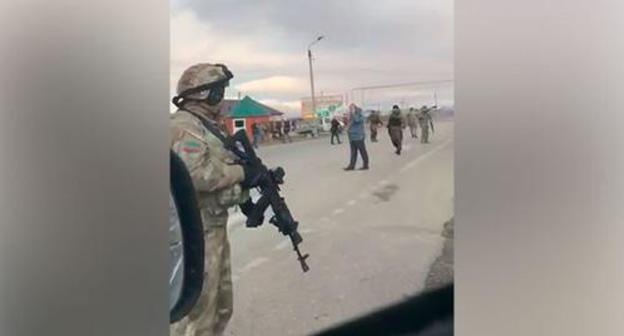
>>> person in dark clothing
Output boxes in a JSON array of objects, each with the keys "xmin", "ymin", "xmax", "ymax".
[
  {"xmin": 330, "ymin": 117, "xmax": 342, "ymax": 145},
  {"xmin": 251, "ymin": 122, "xmax": 262, "ymax": 149},
  {"xmin": 387, "ymin": 105, "xmax": 405, "ymax": 155},
  {"xmin": 282, "ymin": 120, "xmax": 292, "ymax": 143},
  {"xmin": 274, "ymin": 120, "xmax": 283, "ymax": 141},
  {"xmin": 344, "ymin": 104, "xmax": 369, "ymax": 171}
]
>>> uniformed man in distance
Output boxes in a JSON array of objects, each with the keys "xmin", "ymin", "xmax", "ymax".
[
  {"xmin": 418, "ymin": 105, "xmax": 435, "ymax": 144},
  {"xmin": 406, "ymin": 107, "xmax": 419, "ymax": 139},
  {"xmin": 387, "ymin": 105, "xmax": 406, "ymax": 155}
]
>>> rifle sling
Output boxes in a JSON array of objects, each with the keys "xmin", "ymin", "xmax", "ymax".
[{"xmin": 181, "ymin": 108, "xmax": 229, "ymax": 144}]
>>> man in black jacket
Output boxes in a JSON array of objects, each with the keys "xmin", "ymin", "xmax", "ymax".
[{"xmin": 330, "ymin": 117, "xmax": 341, "ymax": 145}]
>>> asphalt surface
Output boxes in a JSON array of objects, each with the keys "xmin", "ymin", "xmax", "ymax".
[
  {"xmin": 225, "ymin": 120, "xmax": 454, "ymax": 336},
  {"xmin": 425, "ymin": 218, "xmax": 454, "ymax": 290}
]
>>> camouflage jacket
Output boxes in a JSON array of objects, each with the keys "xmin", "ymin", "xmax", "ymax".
[
  {"xmin": 387, "ymin": 111, "xmax": 405, "ymax": 128},
  {"xmin": 406, "ymin": 111, "xmax": 418, "ymax": 126},
  {"xmin": 418, "ymin": 112, "xmax": 433, "ymax": 128},
  {"xmin": 170, "ymin": 106, "xmax": 249, "ymax": 229}
]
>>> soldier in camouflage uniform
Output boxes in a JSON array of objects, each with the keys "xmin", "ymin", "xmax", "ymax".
[
  {"xmin": 387, "ymin": 105, "xmax": 406, "ymax": 155},
  {"xmin": 418, "ymin": 105, "xmax": 435, "ymax": 144},
  {"xmin": 367, "ymin": 110, "xmax": 383, "ymax": 142},
  {"xmin": 406, "ymin": 107, "xmax": 418, "ymax": 139},
  {"xmin": 170, "ymin": 63, "xmax": 263, "ymax": 336}
]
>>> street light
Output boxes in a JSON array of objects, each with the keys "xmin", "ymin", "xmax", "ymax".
[{"xmin": 307, "ymin": 35, "xmax": 324, "ymax": 127}]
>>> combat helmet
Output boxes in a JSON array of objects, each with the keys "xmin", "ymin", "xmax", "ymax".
[{"xmin": 172, "ymin": 63, "xmax": 234, "ymax": 107}]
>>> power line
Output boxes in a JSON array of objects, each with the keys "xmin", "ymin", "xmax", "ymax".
[{"xmin": 351, "ymin": 79, "xmax": 454, "ymax": 91}]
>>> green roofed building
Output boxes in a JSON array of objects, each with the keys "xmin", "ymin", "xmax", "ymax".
[{"xmin": 221, "ymin": 95, "xmax": 284, "ymax": 137}]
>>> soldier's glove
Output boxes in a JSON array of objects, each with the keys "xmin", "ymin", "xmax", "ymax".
[{"xmin": 241, "ymin": 164, "xmax": 266, "ymax": 189}]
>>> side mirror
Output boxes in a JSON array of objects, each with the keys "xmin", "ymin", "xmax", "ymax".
[{"xmin": 169, "ymin": 150, "xmax": 205, "ymax": 323}]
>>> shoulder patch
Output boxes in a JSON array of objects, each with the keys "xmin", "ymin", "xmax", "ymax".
[{"xmin": 182, "ymin": 140, "xmax": 202, "ymax": 153}]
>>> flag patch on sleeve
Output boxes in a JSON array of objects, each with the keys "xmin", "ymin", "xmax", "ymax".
[{"xmin": 182, "ymin": 141, "xmax": 202, "ymax": 153}]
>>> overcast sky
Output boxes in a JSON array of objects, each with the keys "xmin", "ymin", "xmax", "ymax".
[{"xmin": 171, "ymin": 0, "xmax": 454, "ymax": 115}]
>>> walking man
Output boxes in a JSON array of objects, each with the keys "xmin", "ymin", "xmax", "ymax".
[
  {"xmin": 274, "ymin": 120, "xmax": 283, "ymax": 142},
  {"xmin": 406, "ymin": 107, "xmax": 418, "ymax": 138},
  {"xmin": 387, "ymin": 105, "xmax": 405, "ymax": 155},
  {"xmin": 419, "ymin": 105, "xmax": 435, "ymax": 143},
  {"xmin": 330, "ymin": 116, "xmax": 341, "ymax": 145},
  {"xmin": 251, "ymin": 122, "xmax": 262, "ymax": 149},
  {"xmin": 368, "ymin": 110, "xmax": 384, "ymax": 142},
  {"xmin": 344, "ymin": 104, "xmax": 369, "ymax": 170},
  {"xmin": 282, "ymin": 119, "xmax": 292, "ymax": 143}
]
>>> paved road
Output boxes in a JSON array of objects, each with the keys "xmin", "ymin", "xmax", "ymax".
[{"xmin": 225, "ymin": 120, "xmax": 454, "ymax": 336}]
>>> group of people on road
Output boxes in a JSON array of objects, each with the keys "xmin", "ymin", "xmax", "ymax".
[
  {"xmin": 335, "ymin": 104, "xmax": 436, "ymax": 171},
  {"xmin": 387, "ymin": 105, "xmax": 435, "ymax": 155},
  {"xmin": 251, "ymin": 119, "xmax": 295, "ymax": 149}
]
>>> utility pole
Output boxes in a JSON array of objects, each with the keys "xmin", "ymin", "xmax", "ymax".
[{"xmin": 307, "ymin": 35, "xmax": 324, "ymax": 125}]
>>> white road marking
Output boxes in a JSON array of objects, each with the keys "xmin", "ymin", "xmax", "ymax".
[
  {"xmin": 347, "ymin": 200, "xmax": 357, "ymax": 206},
  {"xmin": 300, "ymin": 228, "xmax": 315, "ymax": 234},
  {"xmin": 228, "ymin": 212, "xmax": 246, "ymax": 225},
  {"xmin": 239, "ymin": 257, "xmax": 269, "ymax": 274},
  {"xmin": 332, "ymin": 208, "xmax": 345, "ymax": 215},
  {"xmin": 399, "ymin": 139, "xmax": 452, "ymax": 173},
  {"xmin": 274, "ymin": 239, "xmax": 291, "ymax": 251}
]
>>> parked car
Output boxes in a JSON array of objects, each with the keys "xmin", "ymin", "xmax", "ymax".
[{"xmin": 294, "ymin": 120, "xmax": 322, "ymax": 137}]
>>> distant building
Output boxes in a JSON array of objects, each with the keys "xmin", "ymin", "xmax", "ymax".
[
  {"xmin": 300, "ymin": 94, "xmax": 344, "ymax": 120},
  {"xmin": 220, "ymin": 96, "xmax": 284, "ymax": 138}
]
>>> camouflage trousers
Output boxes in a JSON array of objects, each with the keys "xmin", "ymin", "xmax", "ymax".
[
  {"xmin": 388, "ymin": 126, "xmax": 403, "ymax": 150},
  {"xmin": 171, "ymin": 227, "xmax": 233, "ymax": 336},
  {"xmin": 420, "ymin": 126, "xmax": 430, "ymax": 143},
  {"xmin": 408, "ymin": 124, "xmax": 418, "ymax": 138}
]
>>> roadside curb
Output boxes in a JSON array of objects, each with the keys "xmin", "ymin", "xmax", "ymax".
[{"xmin": 425, "ymin": 217, "xmax": 454, "ymax": 290}]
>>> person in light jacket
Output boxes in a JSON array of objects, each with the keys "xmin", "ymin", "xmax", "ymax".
[{"xmin": 344, "ymin": 104, "xmax": 369, "ymax": 171}]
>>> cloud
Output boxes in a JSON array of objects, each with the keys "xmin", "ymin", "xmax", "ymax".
[
  {"xmin": 170, "ymin": 9, "xmax": 301, "ymax": 91},
  {"xmin": 257, "ymin": 98, "xmax": 302, "ymax": 118},
  {"xmin": 171, "ymin": 9, "xmax": 299, "ymax": 68},
  {"xmin": 236, "ymin": 76, "xmax": 307, "ymax": 96},
  {"xmin": 171, "ymin": 0, "xmax": 454, "ymax": 114}
]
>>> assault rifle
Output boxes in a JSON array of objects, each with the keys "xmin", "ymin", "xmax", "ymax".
[{"xmin": 225, "ymin": 130, "xmax": 310, "ymax": 273}]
